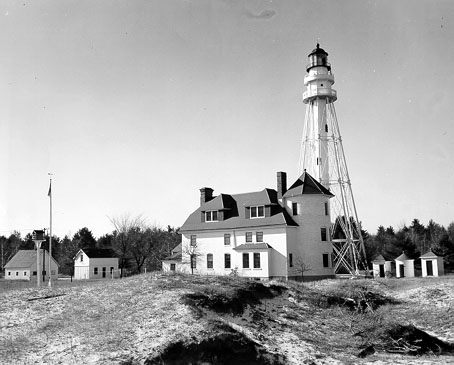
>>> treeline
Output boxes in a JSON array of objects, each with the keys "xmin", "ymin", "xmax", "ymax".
[
  {"xmin": 363, "ymin": 219, "xmax": 454, "ymax": 271},
  {"xmin": 0, "ymin": 215, "xmax": 180, "ymax": 276}
]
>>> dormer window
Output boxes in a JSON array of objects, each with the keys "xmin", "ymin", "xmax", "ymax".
[
  {"xmin": 250, "ymin": 205, "xmax": 265, "ymax": 219},
  {"xmin": 205, "ymin": 210, "xmax": 218, "ymax": 222},
  {"xmin": 80, "ymin": 254, "xmax": 83, "ymax": 262}
]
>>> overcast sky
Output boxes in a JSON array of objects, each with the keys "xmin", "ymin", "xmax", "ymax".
[{"xmin": 1, "ymin": 0, "xmax": 453, "ymax": 239}]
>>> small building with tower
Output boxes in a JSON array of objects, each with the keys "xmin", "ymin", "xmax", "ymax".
[
  {"xmin": 73, "ymin": 248, "xmax": 119, "ymax": 279},
  {"xmin": 4, "ymin": 249, "xmax": 59, "ymax": 281},
  {"xmin": 177, "ymin": 171, "xmax": 335, "ymax": 281}
]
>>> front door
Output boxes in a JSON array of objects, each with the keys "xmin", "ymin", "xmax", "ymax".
[
  {"xmin": 379, "ymin": 264, "xmax": 385, "ymax": 278},
  {"xmin": 426, "ymin": 261, "xmax": 433, "ymax": 276},
  {"xmin": 399, "ymin": 264, "xmax": 405, "ymax": 278}
]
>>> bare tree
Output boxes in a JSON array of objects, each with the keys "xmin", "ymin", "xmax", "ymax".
[
  {"xmin": 182, "ymin": 241, "xmax": 203, "ymax": 275},
  {"xmin": 294, "ymin": 256, "xmax": 312, "ymax": 281},
  {"xmin": 109, "ymin": 214, "xmax": 147, "ymax": 276}
]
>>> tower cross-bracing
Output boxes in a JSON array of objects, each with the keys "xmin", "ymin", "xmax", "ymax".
[{"xmin": 299, "ymin": 44, "xmax": 367, "ymax": 275}]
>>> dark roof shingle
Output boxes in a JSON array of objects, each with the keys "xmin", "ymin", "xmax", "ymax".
[
  {"xmin": 82, "ymin": 248, "xmax": 117, "ymax": 258},
  {"xmin": 5, "ymin": 250, "xmax": 57, "ymax": 268},
  {"xmin": 284, "ymin": 171, "xmax": 333, "ymax": 198},
  {"xmin": 181, "ymin": 188, "xmax": 297, "ymax": 232}
]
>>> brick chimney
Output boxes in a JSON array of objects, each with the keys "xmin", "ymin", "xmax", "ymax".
[
  {"xmin": 200, "ymin": 187, "xmax": 214, "ymax": 206},
  {"xmin": 277, "ymin": 171, "xmax": 287, "ymax": 199}
]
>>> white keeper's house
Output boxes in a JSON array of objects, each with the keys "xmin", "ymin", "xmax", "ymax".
[
  {"xmin": 4, "ymin": 249, "xmax": 59, "ymax": 281},
  {"xmin": 175, "ymin": 171, "xmax": 335, "ymax": 281},
  {"xmin": 73, "ymin": 248, "xmax": 119, "ymax": 279}
]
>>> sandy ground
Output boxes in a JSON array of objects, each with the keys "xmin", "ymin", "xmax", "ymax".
[{"xmin": 0, "ymin": 274, "xmax": 453, "ymax": 364}]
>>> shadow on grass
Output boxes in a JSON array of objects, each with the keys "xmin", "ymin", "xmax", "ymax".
[
  {"xmin": 144, "ymin": 322, "xmax": 286, "ymax": 365},
  {"xmin": 181, "ymin": 281, "xmax": 286, "ymax": 316}
]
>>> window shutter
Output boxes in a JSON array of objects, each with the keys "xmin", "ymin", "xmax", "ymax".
[
  {"xmin": 245, "ymin": 207, "xmax": 250, "ymax": 219},
  {"xmin": 218, "ymin": 211, "xmax": 224, "ymax": 221},
  {"xmin": 201, "ymin": 211, "xmax": 205, "ymax": 222}
]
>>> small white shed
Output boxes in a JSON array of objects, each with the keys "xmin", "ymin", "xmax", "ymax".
[
  {"xmin": 372, "ymin": 255, "xmax": 391, "ymax": 278},
  {"xmin": 74, "ymin": 248, "xmax": 119, "ymax": 279},
  {"xmin": 420, "ymin": 250, "xmax": 444, "ymax": 277},
  {"xmin": 4, "ymin": 249, "xmax": 59, "ymax": 282},
  {"xmin": 395, "ymin": 252, "xmax": 415, "ymax": 278},
  {"xmin": 161, "ymin": 243, "xmax": 183, "ymax": 273}
]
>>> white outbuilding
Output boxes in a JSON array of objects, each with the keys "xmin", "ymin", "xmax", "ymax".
[
  {"xmin": 73, "ymin": 248, "xmax": 119, "ymax": 279},
  {"xmin": 4, "ymin": 249, "xmax": 59, "ymax": 282},
  {"xmin": 420, "ymin": 250, "xmax": 444, "ymax": 277},
  {"xmin": 395, "ymin": 252, "xmax": 415, "ymax": 278},
  {"xmin": 371, "ymin": 255, "xmax": 385, "ymax": 276},
  {"xmin": 161, "ymin": 243, "xmax": 183, "ymax": 272}
]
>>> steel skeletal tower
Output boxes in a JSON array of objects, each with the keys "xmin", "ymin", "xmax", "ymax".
[{"xmin": 299, "ymin": 44, "xmax": 366, "ymax": 275}]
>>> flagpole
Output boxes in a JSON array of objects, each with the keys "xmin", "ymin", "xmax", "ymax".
[{"xmin": 48, "ymin": 173, "xmax": 53, "ymax": 288}]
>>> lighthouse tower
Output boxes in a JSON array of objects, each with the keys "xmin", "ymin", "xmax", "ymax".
[{"xmin": 299, "ymin": 44, "xmax": 366, "ymax": 275}]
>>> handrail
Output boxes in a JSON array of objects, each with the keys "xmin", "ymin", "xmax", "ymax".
[
  {"xmin": 303, "ymin": 88, "xmax": 337, "ymax": 100},
  {"xmin": 307, "ymin": 62, "xmax": 331, "ymax": 70}
]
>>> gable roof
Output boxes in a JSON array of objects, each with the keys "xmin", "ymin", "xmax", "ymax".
[
  {"xmin": 284, "ymin": 171, "xmax": 334, "ymax": 198},
  {"xmin": 395, "ymin": 252, "xmax": 412, "ymax": 261},
  {"xmin": 420, "ymin": 250, "xmax": 439, "ymax": 259},
  {"xmin": 76, "ymin": 248, "xmax": 117, "ymax": 259},
  {"xmin": 372, "ymin": 254, "xmax": 386, "ymax": 263},
  {"xmin": 5, "ymin": 249, "xmax": 59, "ymax": 269},
  {"xmin": 181, "ymin": 188, "xmax": 297, "ymax": 233},
  {"xmin": 162, "ymin": 252, "xmax": 182, "ymax": 261},
  {"xmin": 171, "ymin": 243, "xmax": 182, "ymax": 255}
]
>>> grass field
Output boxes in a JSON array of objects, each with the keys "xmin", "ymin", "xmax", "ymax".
[{"xmin": 0, "ymin": 273, "xmax": 453, "ymax": 364}]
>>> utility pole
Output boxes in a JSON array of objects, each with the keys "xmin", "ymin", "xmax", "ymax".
[{"xmin": 48, "ymin": 173, "xmax": 53, "ymax": 287}]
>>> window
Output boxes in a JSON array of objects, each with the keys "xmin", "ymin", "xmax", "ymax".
[
  {"xmin": 324, "ymin": 202, "xmax": 329, "ymax": 216},
  {"xmin": 80, "ymin": 254, "xmax": 83, "ymax": 262},
  {"xmin": 250, "ymin": 205, "xmax": 265, "ymax": 218},
  {"xmin": 256, "ymin": 232, "xmax": 263, "ymax": 242},
  {"xmin": 292, "ymin": 202, "xmax": 298, "ymax": 216},
  {"xmin": 7, "ymin": 271, "xmax": 10, "ymax": 276},
  {"xmin": 24, "ymin": 272, "xmax": 27, "ymax": 276},
  {"xmin": 190, "ymin": 235, "xmax": 197, "ymax": 246},
  {"xmin": 224, "ymin": 254, "xmax": 231, "ymax": 269},
  {"xmin": 32, "ymin": 271, "xmax": 37, "ymax": 276},
  {"xmin": 323, "ymin": 253, "xmax": 329, "ymax": 268},
  {"xmin": 170, "ymin": 263, "xmax": 176, "ymax": 271},
  {"xmin": 207, "ymin": 254, "xmax": 213, "ymax": 269},
  {"xmin": 191, "ymin": 255, "xmax": 196, "ymax": 269},
  {"xmin": 321, "ymin": 227, "xmax": 327, "ymax": 241},
  {"xmin": 243, "ymin": 253, "xmax": 249, "ymax": 268},
  {"xmin": 289, "ymin": 253, "xmax": 293, "ymax": 267},
  {"xmin": 102, "ymin": 267, "xmax": 106, "ymax": 278},
  {"xmin": 224, "ymin": 234, "xmax": 231, "ymax": 246},
  {"xmin": 110, "ymin": 267, "xmax": 114, "ymax": 274},
  {"xmin": 94, "ymin": 267, "xmax": 98, "ymax": 275},
  {"xmin": 16, "ymin": 272, "xmax": 18, "ymax": 276},
  {"xmin": 253, "ymin": 253, "xmax": 261, "ymax": 268},
  {"xmin": 246, "ymin": 232, "xmax": 252, "ymax": 243},
  {"xmin": 205, "ymin": 210, "xmax": 218, "ymax": 222},
  {"xmin": 325, "ymin": 124, "xmax": 328, "ymax": 133}
]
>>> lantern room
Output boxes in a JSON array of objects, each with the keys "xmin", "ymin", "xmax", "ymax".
[
  {"xmin": 306, "ymin": 43, "xmax": 331, "ymax": 72},
  {"xmin": 32, "ymin": 230, "xmax": 45, "ymax": 241}
]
